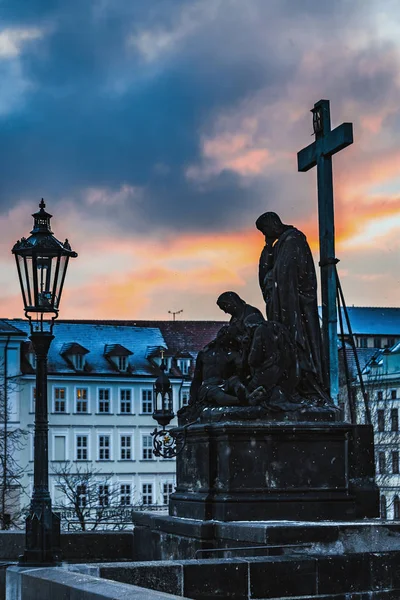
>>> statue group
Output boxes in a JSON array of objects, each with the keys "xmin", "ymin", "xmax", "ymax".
[{"xmin": 183, "ymin": 212, "xmax": 334, "ymax": 418}]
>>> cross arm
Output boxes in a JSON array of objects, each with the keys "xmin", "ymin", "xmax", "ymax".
[
  {"xmin": 297, "ymin": 122, "xmax": 353, "ymax": 172},
  {"xmin": 324, "ymin": 122, "xmax": 353, "ymax": 157},
  {"xmin": 297, "ymin": 140, "xmax": 317, "ymax": 172}
]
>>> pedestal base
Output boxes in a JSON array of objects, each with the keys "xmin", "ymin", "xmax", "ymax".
[
  {"xmin": 170, "ymin": 414, "xmax": 379, "ymax": 522},
  {"xmin": 19, "ymin": 505, "xmax": 61, "ymax": 566}
]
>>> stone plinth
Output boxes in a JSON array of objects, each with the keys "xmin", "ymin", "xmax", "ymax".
[
  {"xmin": 131, "ymin": 513, "xmax": 400, "ymax": 562},
  {"xmin": 170, "ymin": 408, "xmax": 379, "ymax": 522}
]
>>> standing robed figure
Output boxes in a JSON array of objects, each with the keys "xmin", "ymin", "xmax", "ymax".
[{"xmin": 256, "ymin": 212, "xmax": 329, "ymax": 400}]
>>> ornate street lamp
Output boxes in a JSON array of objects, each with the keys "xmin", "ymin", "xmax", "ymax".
[
  {"xmin": 151, "ymin": 351, "xmax": 185, "ymax": 459},
  {"xmin": 12, "ymin": 199, "xmax": 77, "ymax": 565}
]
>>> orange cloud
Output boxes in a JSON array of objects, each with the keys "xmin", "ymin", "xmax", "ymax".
[{"xmin": 188, "ymin": 132, "xmax": 275, "ymax": 179}]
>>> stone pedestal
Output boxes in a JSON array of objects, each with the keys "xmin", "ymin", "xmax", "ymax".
[{"xmin": 170, "ymin": 408, "xmax": 379, "ymax": 522}]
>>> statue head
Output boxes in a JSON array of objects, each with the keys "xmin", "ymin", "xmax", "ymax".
[
  {"xmin": 255, "ymin": 212, "xmax": 290, "ymax": 241},
  {"xmin": 216, "ymin": 291, "xmax": 245, "ymax": 317}
]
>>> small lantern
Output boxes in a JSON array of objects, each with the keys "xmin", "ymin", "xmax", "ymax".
[
  {"xmin": 153, "ymin": 353, "xmax": 174, "ymax": 428},
  {"xmin": 12, "ymin": 200, "xmax": 77, "ymax": 325}
]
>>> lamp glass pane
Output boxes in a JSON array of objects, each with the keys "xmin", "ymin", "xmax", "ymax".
[
  {"xmin": 23, "ymin": 256, "xmax": 35, "ymax": 308},
  {"xmin": 164, "ymin": 393, "xmax": 170, "ymax": 412},
  {"xmin": 36, "ymin": 255, "xmax": 54, "ymax": 310},
  {"xmin": 16, "ymin": 255, "xmax": 28, "ymax": 307},
  {"xmin": 54, "ymin": 255, "xmax": 67, "ymax": 308}
]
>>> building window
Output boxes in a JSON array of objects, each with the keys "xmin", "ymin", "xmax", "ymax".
[
  {"xmin": 391, "ymin": 389, "xmax": 397, "ymax": 400},
  {"xmin": 76, "ymin": 435, "xmax": 88, "ymax": 460},
  {"xmin": 360, "ymin": 338, "xmax": 368, "ymax": 348},
  {"xmin": 394, "ymin": 496, "xmax": 400, "ymax": 520},
  {"xmin": 98, "ymin": 435, "xmax": 110, "ymax": 460},
  {"xmin": 142, "ymin": 435, "xmax": 153, "ymax": 460},
  {"xmin": 98, "ymin": 485, "xmax": 109, "ymax": 507},
  {"xmin": 118, "ymin": 356, "xmax": 128, "ymax": 371},
  {"xmin": 380, "ymin": 495, "xmax": 387, "ymax": 519},
  {"xmin": 98, "ymin": 388, "xmax": 111, "ymax": 413},
  {"xmin": 392, "ymin": 451, "xmax": 399, "ymax": 474},
  {"xmin": 120, "ymin": 484, "xmax": 131, "ymax": 506},
  {"xmin": 388, "ymin": 338, "xmax": 395, "ymax": 348},
  {"xmin": 378, "ymin": 451, "xmax": 386, "ymax": 474},
  {"xmin": 391, "ymin": 409, "xmax": 399, "ymax": 432},
  {"xmin": 163, "ymin": 482, "xmax": 174, "ymax": 505},
  {"xmin": 74, "ymin": 354, "xmax": 84, "ymax": 370},
  {"xmin": 374, "ymin": 337, "xmax": 382, "ymax": 348},
  {"xmin": 54, "ymin": 435, "xmax": 66, "ymax": 461},
  {"xmin": 120, "ymin": 435, "xmax": 132, "ymax": 460},
  {"xmin": 120, "ymin": 389, "xmax": 132, "ymax": 414},
  {"xmin": 142, "ymin": 483, "xmax": 153, "ymax": 505},
  {"xmin": 178, "ymin": 359, "xmax": 190, "ymax": 375},
  {"xmin": 181, "ymin": 391, "xmax": 189, "ymax": 408},
  {"xmin": 76, "ymin": 388, "xmax": 88, "ymax": 413},
  {"xmin": 76, "ymin": 484, "xmax": 87, "ymax": 508},
  {"xmin": 377, "ymin": 390, "xmax": 383, "ymax": 401},
  {"xmin": 54, "ymin": 387, "xmax": 66, "ymax": 413},
  {"xmin": 377, "ymin": 410, "xmax": 385, "ymax": 432},
  {"xmin": 31, "ymin": 387, "xmax": 36, "ymax": 412},
  {"xmin": 141, "ymin": 389, "xmax": 153, "ymax": 414}
]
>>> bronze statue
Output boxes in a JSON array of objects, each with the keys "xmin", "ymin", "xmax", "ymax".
[
  {"xmin": 256, "ymin": 212, "xmax": 328, "ymax": 401},
  {"xmin": 178, "ymin": 214, "xmax": 337, "ymax": 422},
  {"xmin": 189, "ymin": 326, "xmax": 246, "ymax": 408}
]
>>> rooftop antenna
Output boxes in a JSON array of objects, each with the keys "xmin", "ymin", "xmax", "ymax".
[{"xmin": 168, "ymin": 309, "xmax": 183, "ymax": 322}]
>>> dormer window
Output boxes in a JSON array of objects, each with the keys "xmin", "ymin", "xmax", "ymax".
[
  {"xmin": 146, "ymin": 346, "xmax": 169, "ymax": 369},
  {"xmin": 60, "ymin": 342, "xmax": 89, "ymax": 371},
  {"xmin": 104, "ymin": 344, "xmax": 133, "ymax": 373},
  {"xmin": 178, "ymin": 358, "xmax": 191, "ymax": 375},
  {"xmin": 153, "ymin": 356, "xmax": 172, "ymax": 370}
]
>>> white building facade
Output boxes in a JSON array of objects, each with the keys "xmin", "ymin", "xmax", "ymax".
[
  {"xmin": 337, "ymin": 307, "xmax": 400, "ymax": 520},
  {"xmin": 359, "ymin": 344, "xmax": 400, "ymax": 521},
  {"xmin": 0, "ymin": 319, "xmax": 223, "ymax": 524}
]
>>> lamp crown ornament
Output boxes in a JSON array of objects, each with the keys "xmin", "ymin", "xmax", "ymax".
[{"xmin": 31, "ymin": 198, "xmax": 53, "ymax": 234}]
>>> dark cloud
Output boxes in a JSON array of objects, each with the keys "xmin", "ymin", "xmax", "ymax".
[
  {"xmin": 0, "ymin": 0, "xmax": 299, "ymax": 231},
  {"xmin": 0, "ymin": 0, "xmax": 399, "ymax": 235}
]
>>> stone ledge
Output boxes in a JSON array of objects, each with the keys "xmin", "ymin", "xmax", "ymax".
[
  {"xmin": 0, "ymin": 531, "xmax": 133, "ymax": 561},
  {"xmin": 69, "ymin": 552, "xmax": 400, "ymax": 599},
  {"xmin": 6, "ymin": 566, "xmax": 185, "ymax": 600},
  {"xmin": 132, "ymin": 513, "xmax": 400, "ymax": 561}
]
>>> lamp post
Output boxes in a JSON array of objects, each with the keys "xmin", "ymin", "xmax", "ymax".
[
  {"xmin": 151, "ymin": 351, "xmax": 186, "ymax": 458},
  {"xmin": 12, "ymin": 199, "xmax": 77, "ymax": 565},
  {"xmin": 151, "ymin": 352, "xmax": 175, "ymax": 458}
]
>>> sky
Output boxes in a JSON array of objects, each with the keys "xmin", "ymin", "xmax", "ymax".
[{"xmin": 0, "ymin": 0, "xmax": 399, "ymax": 321}]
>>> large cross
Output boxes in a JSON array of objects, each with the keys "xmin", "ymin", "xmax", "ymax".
[{"xmin": 297, "ymin": 99, "xmax": 353, "ymax": 403}]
